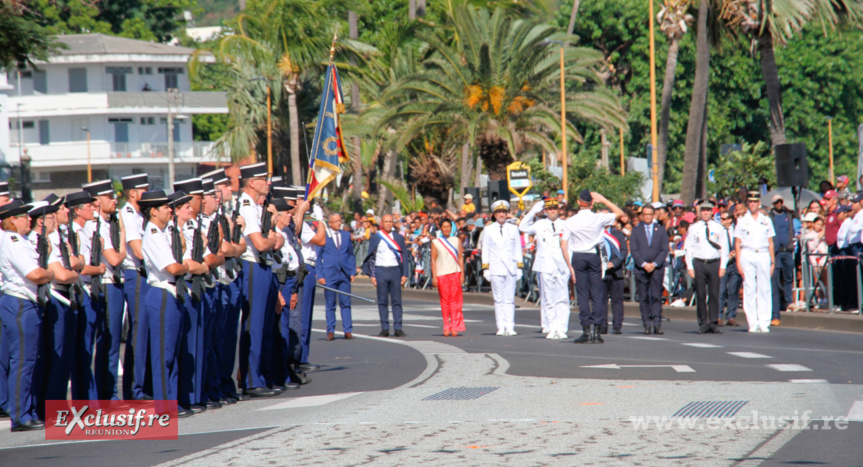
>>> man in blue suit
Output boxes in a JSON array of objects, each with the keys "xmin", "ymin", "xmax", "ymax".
[
  {"xmin": 316, "ymin": 213, "xmax": 356, "ymax": 340},
  {"xmin": 362, "ymin": 214, "xmax": 410, "ymax": 337},
  {"xmin": 630, "ymin": 204, "xmax": 670, "ymax": 334}
]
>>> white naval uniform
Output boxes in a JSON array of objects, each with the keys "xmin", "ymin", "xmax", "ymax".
[
  {"xmin": 734, "ymin": 211, "xmax": 775, "ymax": 332},
  {"xmin": 519, "ymin": 205, "xmax": 570, "ymax": 336},
  {"xmin": 481, "ymin": 221, "xmax": 524, "ymax": 334}
]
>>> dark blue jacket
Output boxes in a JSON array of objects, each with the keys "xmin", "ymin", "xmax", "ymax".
[
  {"xmin": 315, "ymin": 229, "xmax": 356, "ymax": 282},
  {"xmin": 630, "ymin": 221, "xmax": 669, "ymax": 270},
  {"xmin": 362, "ymin": 231, "xmax": 410, "ymax": 278}
]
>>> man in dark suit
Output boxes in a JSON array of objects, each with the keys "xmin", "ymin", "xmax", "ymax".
[
  {"xmin": 362, "ymin": 214, "xmax": 410, "ymax": 337},
  {"xmin": 600, "ymin": 221, "xmax": 628, "ymax": 334},
  {"xmin": 630, "ymin": 204, "xmax": 669, "ymax": 334},
  {"xmin": 316, "ymin": 213, "xmax": 356, "ymax": 340}
]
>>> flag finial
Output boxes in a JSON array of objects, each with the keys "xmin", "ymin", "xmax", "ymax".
[{"xmin": 329, "ymin": 30, "xmax": 338, "ymax": 63}]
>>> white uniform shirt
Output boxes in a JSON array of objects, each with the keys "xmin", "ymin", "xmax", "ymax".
[
  {"xmin": 518, "ymin": 209, "xmax": 569, "ymax": 276},
  {"xmin": 73, "ymin": 221, "xmax": 94, "ymax": 284},
  {"xmin": 734, "ymin": 212, "xmax": 776, "ymax": 251},
  {"xmin": 238, "ymin": 191, "xmax": 264, "ymax": 262},
  {"xmin": 121, "ymin": 203, "xmax": 145, "ymax": 270},
  {"xmin": 299, "ymin": 221, "xmax": 317, "ymax": 264},
  {"xmin": 837, "ymin": 218, "xmax": 852, "ymax": 250},
  {"xmin": 684, "ymin": 219, "xmax": 729, "ymax": 270},
  {"xmin": 0, "ymin": 230, "xmax": 40, "ymax": 301},
  {"xmin": 273, "ymin": 230, "xmax": 300, "ymax": 272},
  {"xmin": 84, "ymin": 216, "xmax": 119, "ymax": 282},
  {"xmin": 846, "ymin": 209, "xmax": 863, "ymax": 246},
  {"xmin": 375, "ymin": 231, "xmax": 400, "ymax": 267},
  {"xmin": 481, "ymin": 221, "xmax": 524, "ymax": 276},
  {"xmin": 562, "ymin": 209, "xmax": 617, "ymax": 254},
  {"xmin": 143, "ymin": 222, "xmax": 179, "ymax": 292}
]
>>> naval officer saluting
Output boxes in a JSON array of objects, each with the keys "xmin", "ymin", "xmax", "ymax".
[
  {"xmin": 684, "ymin": 200, "xmax": 729, "ymax": 334},
  {"xmin": 481, "ymin": 200, "xmax": 524, "ymax": 336}
]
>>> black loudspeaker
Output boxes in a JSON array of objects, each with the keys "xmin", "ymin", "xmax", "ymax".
[
  {"xmin": 774, "ymin": 143, "xmax": 809, "ymax": 187},
  {"xmin": 487, "ymin": 180, "xmax": 509, "ymax": 207},
  {"xmin": 464, "ymin": 187, "xmax": 481, "ymax": 212}
]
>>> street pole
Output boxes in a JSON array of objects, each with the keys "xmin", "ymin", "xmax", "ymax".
[
  {"xmin": 167, "ymin": 88, "xmax": 178, "ymax": 191},
  {"xmin": 266, "ymin": 85, "xmax": 273, "ymax": 177},
  {"xmin": 84, "ymin": 128, "xmax": 91, "ymax": 183},
  {"xmin": 560, "ymin": 45, "xmax": 568, "ymax": 201},
  {"xmin": 828, "ymin": 117, "xmax": 834, "ymax": 185},
  {"xmin": 648, "ymin": 0, "xmax": 659, "ymax": 202},
  {"xmin": 619, "ymin": 126, "xmax": 625, "ymax": 176}
]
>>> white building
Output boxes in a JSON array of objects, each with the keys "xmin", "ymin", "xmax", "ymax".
[{"xmin": 0, "ymin": 33, "xmax": 228, "ymax": 198}]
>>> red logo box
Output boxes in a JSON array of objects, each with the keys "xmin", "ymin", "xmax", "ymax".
[{"xmin": 45, "ymin": 400, "xmax": 179, "ymax": 440}]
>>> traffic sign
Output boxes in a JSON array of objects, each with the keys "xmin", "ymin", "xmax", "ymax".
[{"xmin": 506, "ymin": 161, "xmax": 532, "ymax": 209}]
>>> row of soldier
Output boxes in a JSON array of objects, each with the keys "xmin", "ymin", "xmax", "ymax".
[{"xmin": 0, "ymin": 163, "xmax": 330, "ymax": 432}]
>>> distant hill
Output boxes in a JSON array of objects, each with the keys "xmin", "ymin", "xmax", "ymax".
[{"xmin": 195, "ymin": 0, "xmax": 239, "ymax": 27}]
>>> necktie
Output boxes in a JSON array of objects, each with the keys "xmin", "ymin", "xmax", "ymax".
[
  {"xmin": 646, "ymin": 224, "xmax": 653, "ymax": 246},
  {"xmin": 334, "ymin": 230, "xmax": 340, "ymax": 249},
  {"xmin": 705, "ymin": 223, "xmax": 721, "ymax": 250}
]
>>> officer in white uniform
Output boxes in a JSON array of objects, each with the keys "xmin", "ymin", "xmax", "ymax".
[
  {"xmin": 684, "ymin": 200, "xmax": 729, "ymax": 334},
  {"xmin": 481, "ymin": 200, "xmax": 524, "ymax": 336},
  {"xmin": 561, "ymin": 190, "xmax": 623, "ymax": 344},
  {"xmin": 519, "ymin": 198, "xmax": 570, "ymax": 339},
  {"xmin": 734, "ymin": 191, "xmax": 776, "ymax": 333}
]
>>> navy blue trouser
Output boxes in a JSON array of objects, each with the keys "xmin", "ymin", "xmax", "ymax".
[
  {"xmin": 202, "ymin": 287, "xmax": 221, "ymax": 402},
  {"xmin": 602, "ymin": 277, "xmax": 625, "ymax": 330},
  {"xmin": 71, "ymin": 291, "xmax": 98, "ymax": 400},
  {"xmin": 772, "ymin": 250, "xmax": 795, "ymax": 318},
  {"xmin": 1, "ymin": 295, "xmax": 41, "ymax": 427},
  {"xmin": 39, "ymin": 295, "xmax": 75, "ymax": 416},
  {"xmin": 0, "ymin": 290, "xmax": 6, "ymax": 414},
  {"xmin": 124, "ymin": 269, "xmax": 151, "ymax": 400},
  {"xmin": 95, "ymin": 282, "xmax": 124, "ymax": 400},
  {"xmin": 635, "ymin": 267, "xmax": 665, "ymax": 327},
  {"xmin": 376, "ymin": 266, "xmax": 404, "ymax": 331},
  {"xmin": 239, "ymin": 260, "xmax": 275, "ymax": 390},
  {"xmin": 719, "ymin": 262, "xmax": 741, "ymax": 320},
  {"xmin": 275, "ymin": 276, "xmax": 302, "ymax": 385},
  {"xmin": 218, "ymin": 280, "xmax": 241, "ymax": 397},
  {"xmin": 324, "ymin": 274, "xmax": 352, "ymax": 334},
  {"xmin": 147, "ymin": 287, "xmax": 182, "ymax": 411},
  {"xmin": 571, "ymin": 252, "xmax": 605, "ymax": 326},
  {"xmin": 299, "ymin": 264, "xmax": 317, "ymax": 364},
  {"xmin": 179, "ymin": 288, "xmax": 204, "ymax": 407}
]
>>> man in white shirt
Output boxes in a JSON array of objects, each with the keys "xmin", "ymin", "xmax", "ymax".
[
  {"xmin": 684, "ymin": 201, "xmax": 729, "ymax": 334},
  {"xmin": 481, "ymin": 200, "xmax": 524, "ymax": 336},
  {"xmin": 734, "ymin": 191, "xmax": 776, "ymax": 333}
]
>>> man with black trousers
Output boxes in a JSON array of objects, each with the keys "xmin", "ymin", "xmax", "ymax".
[
  {"xmin": 769, "ymin": 195, "xmax": 795, "ymax": 325},
  {"xmin": 684, "ymin": 201, "xmax": 729, "ymax": 334},
  {"xmin": 630, "ymin": 204, "xmax": 670, "ymax": 334},
  {"xmin": 600, "ymin": 217, "xmax": 627, "ymax": 334},
  {"xmin": 363, "ymin": 214, "xmax": 410, "ymax": 337}
]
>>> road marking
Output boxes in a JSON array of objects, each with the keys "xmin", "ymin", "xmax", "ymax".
[
  {"xmin": 258, "ymin": 392, "xmax": 362, "ymax": 411},
  {"xmin": 627, "ymin": 336, "xmax": 669, "ymax": 341},
  {"xmin": 847, "ymin": 401, "xmax": 863, "ymax": 421},
  {"xmin": 681, "ymin": 343, "xmax": 723, "ymax": 348},
  {"xmin": 766, "ymin": 364, "xmax": 812, "ymax": 372},
  {"xmin": 580, "ymin": 363, "xmax": 695, "ymax": 373},
  {"xmin": 728, "ymin": 352, "xmax": 772, "ymax": 359},
  {"xmin": 789, "ymin": 379, "xmax": 829, "ymax": 383}
]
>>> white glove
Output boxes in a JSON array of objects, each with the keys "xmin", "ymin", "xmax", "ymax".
[
  {"xmin": 516, "ymin": 269, "xmax": 523, "ymax": 281},
  {"xmin": 483, "ymin": 270, "xmax": 490, "ymax": 282},
  {"xmin": 312, "ymin": 205, "xmax": 324, "ymax": 222},
  {"xmin": 530, "ymin": 201, "xmax": 545, "ymax": 215}
]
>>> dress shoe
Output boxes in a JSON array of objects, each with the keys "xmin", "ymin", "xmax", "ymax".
[
  {"xmin": 282, "ymin": 382, "xmax": 301, "ymax": 390},
  {"xmin": 191, "ymin": 404, "xmax": 207, "ymax": 414},
  {"xmin": 137, "ymin": 394, "xmax": 154, "ymax": 401},
  {"xmin": 599, "ymin": 325, "xmax": 608, "ymax": 335},
  {"xmin": 394, "ymin": 329, "xmax": 406, "ymax": 337},
  {"xmin": 378, "ymin": 329, "xmax": 389, "ymax": 337},
  {"xmin": 771, "ymin": 319, "xmax": 781, "ymax": 327},
  {"xmin": 444, "ymin": 329, "xmax": 451, "ymax": 337},
  {"xmin": 244, "ymin": 387, "xmax": 277, "ymax": 398},
  {"xmin": 653, "ymin": 325, "xmax": 664, "ymax": 335},
  {"xmin": 228, "ymin": 392, "xmax": 249, "ymax": 402},
  {"xmin": 326, "ymin": 332, "xmax": 335, "ymax": 341},
  {"xmin": 344, "ymin": 332, "xmax": 354, "ymax": 339},
  {"xmin": 452, "ymin": 331, "xmax": 459, "ymax": 337},
  {"xmin": 496, "ymin": 329, "xmax": 506, "ymax": 336},
  {"xmin": 298, "ymin": 363, "xmax": 321, "ymax": 372},
  {"xmin": 177, "ymin": 407, "xmax": 194, "ymax": 418},
  {"xmin": 592, "ymin": 324, "xmax": 604, "ymax": 344},
  {"xmin": 760, "ymin": 326, "xmax": 771, "ymax": 333},
  {"xmin": 506, "ymin": 329, "xmax": 516, "ymax": 336},
  {"xmin": 546, "ymin": 331, "xmax": 557, "ymax": 339},
  {"xmin": 11, "ymin": 419, "xmax": 45, "ymax": 432},
  {"xmin": 727, "ymin": 318, "xmax": 740, "ymax": 327},
  {"xmin": 557, "ymin": 330, "xmax": 567, "ymax": 339},
  {"xmin": 573, "ymin": 326, "xmax": 591, "ymax": 344},
  {"xmin": 643, "ymin": 327, "xmax": 652, "ymax": 335},
  {"xmin": 0, "ymin": 408, "xmax": 9, "ymax": 419},
  {"xmin": 205, "ymin": 400, "xmax": 223, "ymax": 409},
  {"xmin": 709, "ymin": 325, "xmax": 723, "ymax": 334},
  {"xmin": 270, "ymin": 386, "xmax": 286, "ymax": 395},
  {"xmin": 221, "ymin": 397, "xmax": 238, "ymax": 405},
  {"xmin": 290, "ymin": 369, "xmax": 312, "ymax": 385},
  {"xmin": 612, "ymin": 328, "xmax": 622, "ymax": 335}
]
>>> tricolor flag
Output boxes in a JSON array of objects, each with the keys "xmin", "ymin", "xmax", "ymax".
[{"xmin": 306, "ymin": 63, "xmax": 349, "ymax": 199}]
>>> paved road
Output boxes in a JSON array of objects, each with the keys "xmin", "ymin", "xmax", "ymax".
[{"xmin": 2, "ymin": 284, "xmax": 861, "ymax": 465}]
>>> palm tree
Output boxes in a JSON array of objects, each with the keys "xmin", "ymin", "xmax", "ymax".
[
  {"xmin": 381, "ymin": 5, "xmax": 625, "ymax": 181},
  {"xmin": 681, "ymin": 0, "xmax": 710, "ymax": 203},
  {"xmin": 656, "ymin": 0, "xmax": 694, "ymax": 195},
  {"xmin": 720, "ymin": 0, "xmax": 863, "ymax": 147}
]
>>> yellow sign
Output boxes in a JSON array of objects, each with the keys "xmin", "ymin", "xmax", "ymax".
[{"xmin": 506, "ymin": 161, "xmax": 532, "ymax": 210}]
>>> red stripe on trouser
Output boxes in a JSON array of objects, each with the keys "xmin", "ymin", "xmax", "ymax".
[{"xmin": 437, "ymin": 273, "xmax": 465, "ymax": 332}]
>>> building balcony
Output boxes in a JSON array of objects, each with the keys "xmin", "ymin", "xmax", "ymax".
[
  {"xmin": 11, "ymin": 140, "xmax": 230, "ymax": 169},
  {"xmin": 9, "ymin": 91, "xmax": 227, "ymax": 118}
]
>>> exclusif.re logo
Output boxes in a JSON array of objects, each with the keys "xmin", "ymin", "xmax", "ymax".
[{"xmin": 45, "ymin": 400, "xmax": 179, "ymax": 440}]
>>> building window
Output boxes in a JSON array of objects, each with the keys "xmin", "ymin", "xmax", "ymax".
[
  {"xmin": 39, "ymin": 120, "xmax": 50, "ymax": 145},
  {"xmin": 69, "ymin": 68, "xmax": 87, "ymax": 92},
  {"xmin": 109, "ymin": 118, "xmax": 133, "ymax": 143},
  {"xmin": 32, "ymin": 171, "xmax": 51, "ymax": 183},
  {"xmin": 138, "ymin": 66, "xmax": 153, "ymax": 75},
  {"xmin": 34, "ymin": 70, "xmax": 47, "ymax": 94},
  {"xmin": 20, "ymin": 70, "xmax": 33, "ymax": 78},
  {"xmin": 140, "ymin": 117, "xmax": 155, "ymax": 125},
  {"xmin": 107, "ymin": 67, "xmax": 132, "ymax": 92},
  {"xmin": 22, "ymin": 121, "xmax": 34, "ymax": 129},
  {"xmin": 159, "ymin": 67, "xmax": 183, "ymax": 90}
]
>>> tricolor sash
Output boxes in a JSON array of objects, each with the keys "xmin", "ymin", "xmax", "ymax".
[
  {"xmin": 378, "ymin": 231, "xmax": 402, "ymax": 262},
  {"xmin": 438, "ymin": 236, "xmax": 460, "ymax": 264}
]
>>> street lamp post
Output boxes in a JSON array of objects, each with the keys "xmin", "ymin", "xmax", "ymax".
[
  {"xmin": 827, "ymin": 116, "xmax": 834, "ymax": 185},
  {"xmin": 82, "ymin": 127, "xmax": 91, "ymax": 183},
  {"xmin": 167, "ymin": 88, "xmax": 180, "ymax": 191},
  {"xmin": 648, "ymin": 0, "xmax": 660, "ymax": 202},
  {"xmin": 560, "ymin": 45, "xmax": 567, "ymax": 201}
]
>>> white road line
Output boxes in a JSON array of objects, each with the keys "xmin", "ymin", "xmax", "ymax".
[
  {"xmin": 627, "ymin": 336, "xmax": 669, "ymax": 341},
  {"xmin": 847, "ymin": 401, "xmax": 863, "ymax": 421},
  {"xmin": 766, "ymin": 364, "xmax": 812, "ymax": 372},
  {"xmin": 681, "ymin": 343, "xmax": 723, "ymax": 348},
  {"xmin": 789, "ymin": 379, "xmax": 829, "ymax": 384},
  {"xmin": 728, "ymin": 352, "xmax": 773, "ymax": 359},
  {"xmin": 258, "ymin": 392, "xmax": 363, "ymax": 411}
]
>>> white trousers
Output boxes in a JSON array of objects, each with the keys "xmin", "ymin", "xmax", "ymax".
[
  {"xmin": 491, "ymin": 274, "xmax": 516, "ymax": 331},
  {"xmin": 538, "ymin": 272, "xmax": 571, "ymax": 333},
  {"xmin": 740, "ymin": 250, "xmax": 773, "ymax": 331}
]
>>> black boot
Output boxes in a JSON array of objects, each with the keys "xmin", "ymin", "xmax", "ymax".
[
  {"xmin": 593, "ymin": 324, "xmax": 604, "ymax": 344},
  {"xmin": 573, "ymin": 326, "xmax": 591, "ymax": 344},
  {"xmin": 599, "ymin": 325, "xmax": 608, "ymax": 335}
]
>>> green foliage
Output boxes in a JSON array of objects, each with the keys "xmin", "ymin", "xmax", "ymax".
[
  {"xmin": 192, "ymin": 114, "xmax": 229, "ymax": 142},
  {"xmin": 565, "ymin": 152, "xmax": 644, "ymax": 206},
  {"xmin": 706, "ymin": 142, "xmax": 775, "ymax": 198},
  {"xmin": 379, "ymin": 180, "xmax": 425, "ymax": 213},
  {"xmin": 526, "ymin": 158, "xmax": 564, "ymax": 195},
  {"xmin": 0, "ymin": 2, "xmax": 64, "ymax": 69}
]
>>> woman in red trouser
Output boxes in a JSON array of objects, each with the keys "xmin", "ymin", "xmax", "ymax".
[{"xmin": 431, "ymin": 219, "xmax": 465, "ymax": 336}]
